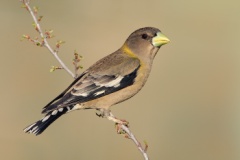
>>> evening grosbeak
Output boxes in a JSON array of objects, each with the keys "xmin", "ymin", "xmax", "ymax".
[{"xmin": 24, "ymin": 27, "xmax": 170, "ymax": 135}]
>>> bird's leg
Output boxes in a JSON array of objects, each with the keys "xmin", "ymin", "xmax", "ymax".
[
  {"xmin": 95, "ymin": 108, "xmax": 113, "ymax": 118},
  {"xmin": 95, "ymin": 108, "xmax": 106, "ymax": 118}
]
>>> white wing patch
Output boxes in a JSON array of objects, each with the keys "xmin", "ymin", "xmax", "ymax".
[
  {"xmin": 94, "ymin": 90, "xmax": 106, "ymax": 96},
  {"xmin": 72, "ymin": 75, "xmax": 123, "ymax": 97},
  {"xmin": 31, "ymin": 126, "xmax": 38, "ymax": 134},
  {"xmin": 113, "ymin": 83, "xmax": 120, "ymax": 88},
  {"xmin": 58, "ymin": 108, "xmax": 64, "ymax": 112},
  {"xmin": 78, "ymin": 92, "xmax": 88, "ymax": 97},
  {"xmin": 23, "ymin": 122, "xmax": 36, "ymax": 132},
  {"xmin": 51, "ymin": 109, "xmax": 58, "ymax": 115},
  {"xmin": 104, "ymin": 76, "xmax": 123, "ymax": 87},
  {"xmin": 42, "ymin": 115, "xmax": 50, "ymax": 122}
]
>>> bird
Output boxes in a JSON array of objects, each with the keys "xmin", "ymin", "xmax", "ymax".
[{"xmin": 24, "ymin": 27, "xmax": 170, "ymax": 135}]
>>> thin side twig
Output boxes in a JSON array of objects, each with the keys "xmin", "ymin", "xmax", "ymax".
[
  {"xmin": 73, "ymin": 50, "xmax": 83, "ymax": 77},
  {"xmin": 21, "ymin": 0, "xmax": 75, "ymax": 78}
]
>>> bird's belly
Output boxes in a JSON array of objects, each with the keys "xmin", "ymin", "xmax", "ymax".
[{"xmin": 81, "ymin": 67, "xmax": 151, "ymax": 110}]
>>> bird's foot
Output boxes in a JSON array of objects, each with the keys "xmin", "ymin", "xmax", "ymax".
[
  {"xmin": 107, "ymin": 115, "xmax": 129, "ymax": 126},
  {"xmin": 95, "ymin": 109, "xmax": 130, "ymax": 136},
  {"xmin": 115, "ymin": 122, "xmax": 130, "ymax": 136},
  {"xmin": 109, "ymin": 116, "xmax": 129, "ymax": 136},
  {"xmin": 96, "ymin": 109, "xmax": 128, "ymax": 125}
]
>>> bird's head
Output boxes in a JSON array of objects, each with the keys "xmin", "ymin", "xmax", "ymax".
[{"xmin": 122, "ymin": 27, "xmax": 170, "ymax": 63}]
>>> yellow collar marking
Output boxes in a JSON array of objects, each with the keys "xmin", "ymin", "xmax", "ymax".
[
  {"xmin": 122, "ymin": 43, "xmax": 147, "ymax": 72},
  {"xmin": 122, "ymin": 43, "xmax": 138, "ymax": 58}
]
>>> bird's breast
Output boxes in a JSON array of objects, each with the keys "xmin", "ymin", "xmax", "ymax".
[{"xmin": 81, "ymin": 63, "xmax": 152, "ymax": 110}]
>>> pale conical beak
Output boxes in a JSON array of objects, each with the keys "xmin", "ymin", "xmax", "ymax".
[{"xmin": 152, "ymin": 32, "xmax": 170, "ymax": 47}]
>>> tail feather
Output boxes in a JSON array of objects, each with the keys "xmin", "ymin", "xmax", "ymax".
[{"xmin": 24, "ymin": 106, "xmax": 74, "ymax": 135}]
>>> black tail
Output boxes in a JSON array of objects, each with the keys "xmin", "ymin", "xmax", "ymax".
[{"xmin": 24, "ymin": 106, "xmax": 74, "ymax": 135}]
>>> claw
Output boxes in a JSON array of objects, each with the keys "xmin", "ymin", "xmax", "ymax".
[
  {"xmin": 115, "ymin": 124, "xmax": 131, "ymax": 139},
  {"xmin": 95, "ymin": 112, "xmax": 103, "ymax": 117},
  {"xmin": 119, "ymin": 119, "xmax": 129, "ymax": 127}
]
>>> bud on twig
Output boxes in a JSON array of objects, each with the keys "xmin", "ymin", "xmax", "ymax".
[
  {"xmin": 50, "ymin": 66, "xmax": 63, "ymax": 72},
  {"xmin": 38, "ymin": 16, "xmax": 43, "ymax": 22},
  {"xmin": 73, "ymin": 50, "xmax": 83, "ymax": 77},
  {"xmin": 45, "ymin": 30, "xmax": 54, "ymax": 39},
  {"xmin": 33, "ymin": 6, "xmax": 38, "ymax": 15}
]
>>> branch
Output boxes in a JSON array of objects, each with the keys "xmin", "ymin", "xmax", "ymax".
[
  {"xmin": 20, "ymin": 0, "xmax": 75, "ymax": 78},
  {"xmin": 21, "ymin": 1, "xmax": 149, "ymax": 159},
  {"xmin": 109, "ymin": 112, "xmax": 149, "ymax": 160}
]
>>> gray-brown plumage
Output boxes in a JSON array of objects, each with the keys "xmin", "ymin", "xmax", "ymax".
[{"xmin": 24, "ymin": 27, "xmax": 170, "ymax": 135}]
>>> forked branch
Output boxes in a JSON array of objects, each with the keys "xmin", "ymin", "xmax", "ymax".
[{"xmin": 21, "ymin": 0, "xmax": 75, "ymax": 78}]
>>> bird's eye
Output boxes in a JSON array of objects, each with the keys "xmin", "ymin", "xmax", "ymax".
[{"xmin": 141, "ymin": 34, "xmax": 148, "ymax": 39}]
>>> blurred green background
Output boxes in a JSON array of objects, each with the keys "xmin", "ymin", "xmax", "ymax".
[{"xmin": 1, "ymin": 0, "xmax": 239, "ymax": 160}]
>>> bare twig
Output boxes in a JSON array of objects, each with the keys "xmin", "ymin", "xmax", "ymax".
[
  {"xmin": 109, "ymin": 112, "xmax": 149, "ymax": 160},
  {"xmin": 20, "ymin": 0, "xmax": 75, "ymax": 78}
]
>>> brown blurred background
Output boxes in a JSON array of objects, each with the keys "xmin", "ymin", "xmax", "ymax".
[{"xmin": 1, "ymin": 0, "xmax": 240, "ymax": 160}]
